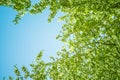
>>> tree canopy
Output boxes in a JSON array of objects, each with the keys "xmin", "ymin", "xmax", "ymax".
[{"xmin": 0, "ymin": 0, "xmax": 120, "ymax": 80}]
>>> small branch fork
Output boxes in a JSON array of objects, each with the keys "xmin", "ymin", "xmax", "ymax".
[{"xmin": 94, "ymin": 42, "xmax": 120, "ymax": 54}]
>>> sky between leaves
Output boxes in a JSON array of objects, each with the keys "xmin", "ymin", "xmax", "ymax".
[{"xmin": 0, "ymin": 4, "xmax": 64, "ymax": 79}]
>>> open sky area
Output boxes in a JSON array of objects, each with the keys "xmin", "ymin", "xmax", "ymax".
[{"xmin": 0, "ymin": 2, "xmax": 64, "ymax": 79}]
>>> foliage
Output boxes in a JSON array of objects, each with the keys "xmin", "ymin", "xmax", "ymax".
[{"xmin": 1, "ymin": 0, "xmax": 120, "ymax": 80}]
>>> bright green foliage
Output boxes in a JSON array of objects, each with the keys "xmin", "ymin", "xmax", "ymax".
[{"xmin": 1, "ymin": 0, "xmax": 120, "ymax": 80}]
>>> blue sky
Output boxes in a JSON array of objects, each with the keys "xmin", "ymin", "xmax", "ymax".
[{"xmin": 0, "ymin": 6, "xmax": 63, "ymax": 79}]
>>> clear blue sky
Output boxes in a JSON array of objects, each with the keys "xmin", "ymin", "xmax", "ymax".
[{"xmin": 0, "ymin": 5, "xmax": 63, "ymax": 79}]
